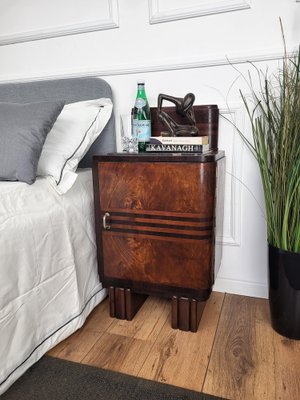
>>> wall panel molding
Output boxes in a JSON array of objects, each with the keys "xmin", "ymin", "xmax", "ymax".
[
  {"xmin": 0, "ymin": 0, "xmax": 119, "ymax": 46},
  {"xmin": 0, "ymin": 47, "xmax": 290, "ymax": 84},
  {"xmin": 216, "ymin": 107, "xmax": 243, "ymax": 247},
  {"xmin": 149, "ymin": 0, "xmax": 251, "ymax": 24}
]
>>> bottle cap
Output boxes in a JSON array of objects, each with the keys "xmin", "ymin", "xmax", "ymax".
[{"xmin": 137, "ymin": 79, "xmax": 145, "ymax": 85}]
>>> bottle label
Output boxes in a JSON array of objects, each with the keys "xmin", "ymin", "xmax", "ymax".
[
  {"xmin": 135, "ymin": 98, "xmax": 146, "ymax": 108},
  {"xmin": 132, "ymin": 119, "xmax": 151, "ymax": 142}
]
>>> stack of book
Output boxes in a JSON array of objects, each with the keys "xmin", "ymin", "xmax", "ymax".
[{"xmin": 146, "ymin": 135, "xmax": 210, "ymax": 153}]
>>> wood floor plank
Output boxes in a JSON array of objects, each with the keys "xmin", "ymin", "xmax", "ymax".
[
  {"xmin": 203, "ymin": 294, "xmax": 276, "ymax": 400},
  {"xmin": 52, "ymin": 291, "xmax": 300, "ymax": 398},
  {"xmin": 81, "ymin": 332, "xmax": 153, "ymax": 376},
  {"xmin": 107, "ymin": 296, "xmax": 170, "ymax": 342},
  {"xmin": 47, "ymin": 298, "xmax": 113, "ymax": 360},
  {"xmin": 137, "ymin": 291, "xmax": 225, "ymax": 391},
  {"xmin": 273, "ymin": 333, "xmax": 300, "ymax": 399},
  {"xmin": 47, "ymin": 342, "xmax": 65, "ymax": 358},
  {"xmin": 47, "ymin": 329, "xmax": 104, "ymax": 363},
  {"xmin": 82, "ymin": 297, "xmax": 115, "ymax": 333}
]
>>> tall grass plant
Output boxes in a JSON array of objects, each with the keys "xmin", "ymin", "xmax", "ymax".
[{"xmin": 234, "ymin": 43, "xmax": 300, "ymax": 253}]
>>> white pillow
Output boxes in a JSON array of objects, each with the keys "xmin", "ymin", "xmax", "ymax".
[{"xmin": 37, "ymin": 98, "xmax": 113, "ymax": 194}]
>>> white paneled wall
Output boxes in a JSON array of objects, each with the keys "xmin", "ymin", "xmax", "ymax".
[
  {"xmin": 0, "ymin": 0, "xmax": 119, "ymax": 45},
  {"xmin": 0, "ymin": 0, "xmax": 299, "ymax": 298},
  {"xmin": 148, "ymin": 0, "xmax": 251, "ymax": 23}
]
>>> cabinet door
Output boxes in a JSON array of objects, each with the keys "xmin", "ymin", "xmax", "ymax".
[{"xmin": 95, "ymin": 161, "xmax": 217, "ymax": 296}]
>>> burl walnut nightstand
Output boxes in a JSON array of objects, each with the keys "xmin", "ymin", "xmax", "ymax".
[{"xmin": 92, "ymin": 152, "xmax": 225, "ymax": 332}]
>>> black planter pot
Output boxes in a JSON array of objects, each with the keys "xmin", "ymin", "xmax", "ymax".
[{"xmin": 268, "ymin": 244, "xmax": 300, "ymax": 340}]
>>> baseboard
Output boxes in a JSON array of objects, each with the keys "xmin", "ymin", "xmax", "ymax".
[{"xmin": 213, "ymin": 276, "xmax": 268, "ymax": 299}]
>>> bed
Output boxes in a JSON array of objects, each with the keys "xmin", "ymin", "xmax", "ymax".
[{"xmin": 0, "ymin": 78, "xmax": 116, "ymax": 395}]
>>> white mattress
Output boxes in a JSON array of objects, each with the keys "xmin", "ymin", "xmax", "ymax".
[{"xmin": 0, "ymin": 170, "xmax": 107, "ymax": 395}]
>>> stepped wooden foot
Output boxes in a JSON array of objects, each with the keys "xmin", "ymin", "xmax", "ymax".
[
  {"xmin": 108, "ymin": 287, "xmax": 148, "ymax": 320},
  {"xmin": 171, "ymin": 296, "xmax": 206, "ymax": 332}
]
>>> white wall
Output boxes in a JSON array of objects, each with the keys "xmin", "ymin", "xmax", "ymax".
[{"xmin": 0, "ymin": 0, "xmax": 299, "ymax": 298}]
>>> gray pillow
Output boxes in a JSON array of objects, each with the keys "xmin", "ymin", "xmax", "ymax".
[{"xmin": 0, "ymin": 101, "xmax": 64, "ymax": 184}]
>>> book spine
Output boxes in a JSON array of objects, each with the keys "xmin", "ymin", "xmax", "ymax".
[{"xmin": 146, "ymin": 144, "xmax": 209, "ymax": 152}]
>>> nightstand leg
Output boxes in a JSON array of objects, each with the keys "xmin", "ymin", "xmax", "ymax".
[
  {"xmin": 171, "ymin": 296, "xmax": 206, "ymax": 332},
  {"xmin": 109, "ymin": 286, "xmax": 148, "ymax": 320}
]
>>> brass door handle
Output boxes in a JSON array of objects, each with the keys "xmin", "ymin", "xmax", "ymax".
[{"xmin": 102, "ymin": 212, "xmax": 111, "ymax": 230}]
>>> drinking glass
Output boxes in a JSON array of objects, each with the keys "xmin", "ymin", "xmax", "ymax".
[{"xmin": 120, "ymin": 114, "xmax": 138, "ymax": 153}]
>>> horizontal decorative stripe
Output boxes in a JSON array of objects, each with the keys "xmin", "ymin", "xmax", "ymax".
[
  {"xmin": 102, "ymin": 210, "xmax": 213, "ymax": 240},
  {"xmin": 110, "ymin": 215, "xmax": 208, "ymax": 227},
  {"xmin": 110, "ymin": 211, "xmax": 213, "ymax": 223},
  {"xmin": 111, "ymin": 224, "xmax": 211, "ymax": 237},
  {"xmin": 108, "ymin": 227, "xmax": 212, "ymax": 240},
  {"xmin": 111, "ymin": 219, "xmax": 212, "ymax": 231}
]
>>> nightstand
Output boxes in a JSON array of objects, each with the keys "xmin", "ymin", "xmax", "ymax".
[{"xmin": 93, "ymin": 152, "xmax": 225, "ymax": 332}]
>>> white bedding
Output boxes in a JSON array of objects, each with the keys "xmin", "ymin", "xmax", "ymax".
[{"xmin": 0, "ymin": 169, "xmax": 107, "ymax": 395}]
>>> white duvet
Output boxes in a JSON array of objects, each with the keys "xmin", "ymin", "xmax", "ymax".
[{"xmin": 0, "ymin": 170, "xmax": 107, "ymax": 395}]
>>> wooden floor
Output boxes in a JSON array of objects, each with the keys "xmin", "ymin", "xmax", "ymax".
[{"xmin": 48, "ymin": 292, "xmax": 300, "ymax": 400}]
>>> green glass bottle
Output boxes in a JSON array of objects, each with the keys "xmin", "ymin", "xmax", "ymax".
[{"xmin": 132, "ymin": 80, "xmax": 151, "ymax": 152}]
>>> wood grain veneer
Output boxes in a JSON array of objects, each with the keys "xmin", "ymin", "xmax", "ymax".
[{"xmin": 92, "ymin": 153, "xmax": 225, "ymax": 331}]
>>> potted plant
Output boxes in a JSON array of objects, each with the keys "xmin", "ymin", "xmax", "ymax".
[{"xmin": 234, "ymin": 40, "xmax": 300, "ymax": 339}]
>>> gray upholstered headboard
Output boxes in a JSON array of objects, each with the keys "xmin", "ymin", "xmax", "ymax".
[{"xmin": 0, "ymin": 77, "xmax": 116, "ymax": 167}]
